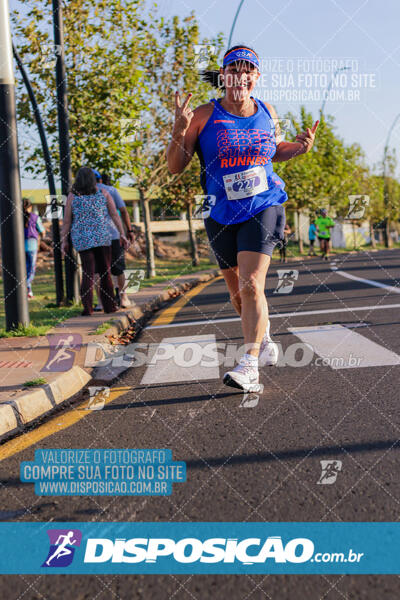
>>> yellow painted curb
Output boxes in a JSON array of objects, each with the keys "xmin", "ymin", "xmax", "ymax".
[
  {"xmin": 0, "ymin": 386, "xmax": 131, "ymax": 461},
  {"xmin": 152, "ymin": 275, "xmax": 222, "ymax": 326}
]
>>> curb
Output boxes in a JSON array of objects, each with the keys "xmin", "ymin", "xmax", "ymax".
[
  {"xmin": 0, "ymin": 269, "xmax": 221, "ymax": 443},
  {"xmin": 0, "ymin": 366, "xmax": 92, "ymax": 440}
]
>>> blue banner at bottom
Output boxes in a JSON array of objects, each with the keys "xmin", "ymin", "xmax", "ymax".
[{"xmin": 0, "ymin": 522, "xmax": 398, "ymax": 574}]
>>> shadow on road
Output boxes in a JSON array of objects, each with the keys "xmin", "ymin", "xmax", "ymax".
[{"xmin": 185, "ymin": 439, "xmax": 400, "ymax": 469}]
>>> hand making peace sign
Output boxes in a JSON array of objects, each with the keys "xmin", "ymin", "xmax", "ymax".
[
  {"xmin": 295, "ymin": 120, "xmax": 319, "ymax": 153},
  {"xmin": 173, "ymin": 91, "xmax": 194, "ymax": 137}
]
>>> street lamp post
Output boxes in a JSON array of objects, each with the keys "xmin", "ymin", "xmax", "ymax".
[
  {"xmin": 227, "ymin": 0, "xmax": 246, "ymax": 50},
  {"xmin": 320, "ymin": 67, "xmax": 351, "ymax": 116},
  {"xmin": 382, "ymin": 113, "xmax": 400, "ymax": 248},
  {"xmin": 0, "ymin": 0, "xmax": 30, "ymax": 330},
  {"xmin": 52, "ymin": 0, "xmax": 79, "ymax": 303},
  {"xmin": 12, "ymin": 44, "xmax": 64, "ymax": 306}
]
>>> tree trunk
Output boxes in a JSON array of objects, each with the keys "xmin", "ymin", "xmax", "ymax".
[
  {"xmin": 383, "ymin": 177, "xmax": 392, "ymax": 248},
  {"xmin": 387, "ymin": 221, "xmax": 393, "ymax": 248},
  {"xmin": 383, "ymin": 219, "xmax": 392, "ymax": 248},
  {"xmin": 369, "ymin": 221, "xmax": 376, "ymax": 249},
  {"xmin": 139, "ymin": 188, "xmax": 155, "ymax": 278},
  {"xmin": 186, "ymin": 203, "xmax": 199, "ymax": 266},
  {"xmin": 132, "ymin": 200, "xmax": 140, "ymax": 223},
  {"xmin": 296, "ymin": 210, "xmax": 303, "ymax": 254}
]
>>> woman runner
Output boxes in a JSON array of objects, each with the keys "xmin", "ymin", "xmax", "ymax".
[{"xmin": 166, "ymin": 45, "xmax": 318, "ymax": 391}]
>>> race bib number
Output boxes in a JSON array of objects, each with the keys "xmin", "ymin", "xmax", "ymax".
[{"xmin": 223, "ymin": 166, "xmax": 268, "ymax": 201}]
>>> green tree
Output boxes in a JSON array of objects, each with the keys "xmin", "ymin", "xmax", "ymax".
[
  {"xmin": 130, "ymin": 13, "xmax": 223, "ymax": 274},
  {"xmin": 275, "ymin": 108, "xmax": 371, "ymax": 252},
  {"xmin": 366, "ymin": 175, "xmax": 384, "ymax": 247},
  {"xmin": 12, "ymin": 0, "xmax": 147, "ymax": 179},
  {"xmin": 156, "ymin": 16, "xmax": 223, "ymax": 266},
  {"xmin": 12, "ymin": 3, "xmax": 222, "ymax": 278},
  {"xmin": 382, "ymin": 150, "xmax": 400, "ymax": 247}
]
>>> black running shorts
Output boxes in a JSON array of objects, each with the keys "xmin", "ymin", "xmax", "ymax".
[
  {"xmin": 110, "ymin": 239, "xmax": 126, "ymax": 276},
  {"xmin": 95, "ymin": 239, "xmax": 126, "ymax": 276},
  {"xmin": 204, "ymin": 204, "xmax": 286, "ymax": 269}
]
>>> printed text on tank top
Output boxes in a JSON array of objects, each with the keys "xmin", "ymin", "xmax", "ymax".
[{"xmin": 196, "ymin": 96, "xmax": 288, "ymax": 225}]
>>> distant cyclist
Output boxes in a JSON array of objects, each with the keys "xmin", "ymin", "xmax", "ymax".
[
  {"xmin": 167, "ymin": 45, "xmax": 318, "ymax": 392},
  {"xmin": 315, "ymin": 208, "xmax": 335, "ymax": 260}
]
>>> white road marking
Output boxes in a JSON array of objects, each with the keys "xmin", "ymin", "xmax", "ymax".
[
  {"xmin": 146, "ymin": 303, "xmax": 400, "ymax": 330},
  {"xmin": 336, "ymin": 270, "xmax": 400, "ymax": 294},
  {"xmin": 140, "ymin": 334, "xmax": 220, "ymax": 384},
  {"xmin": 288, "ymin": 324, "xmax": 400, "ymax": 369}
]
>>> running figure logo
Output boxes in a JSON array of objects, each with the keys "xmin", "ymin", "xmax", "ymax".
[
  {"xmin": 273, "ymin": 270, "xmax": 299, "ymax": 294},
  {"xmin": 317, "ymin": 460, "xmax": 343, "ymax": 485},
  {"xmin": 123, "ymin": 269, "xmax": 145, "ymax": 294},
  {"xmin": 193, "ymin": 195, "xmax": 216, "ymax": 219},
  {"xmin": 86, "ymin": 386, "xmax": 110, "ymax": 410},
  {"xmin": 193, "ymin": 44, "xmax": 216, "ymax": 70},
  {"xmin": 119, "ymin": 118, "xmax": 141, "ymax": 142},
  {"xmin": 44, "ymin": 194, "xmax": 66, "ymax": 220},
  {"xmin": 269, "ymin": 118, "xmax": 291, "ymax": 138},
  {"xmin": 42, "ymin": 529, "xmax": 82, "ymax": 567},
  {"xmin": 40, "ymin": 43, "xmax": 61, "ymax": 69},
  {"xmin": 41, "ymin": 334, "xmax": 82, "ymax": 372},
  {"xmin": 346, "ymin": 195, "xmax": 369, "ymax": 219},
  {"xmin": 239, "ymin": 384, "xmax": 264, "ymax": 408}
]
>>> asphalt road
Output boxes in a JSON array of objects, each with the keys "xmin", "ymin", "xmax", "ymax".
[{"xmin": 0, "ymin": 249, "xmax": 400, "ymax": 599}]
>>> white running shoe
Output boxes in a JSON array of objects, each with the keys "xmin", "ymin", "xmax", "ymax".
[
  {"xmin": 259, "ymin": 321, "xmax": 279, "ymax": 366},
  {"xmin": 223, "ymin": 360, "xmax": 261, "ymax": 392}
]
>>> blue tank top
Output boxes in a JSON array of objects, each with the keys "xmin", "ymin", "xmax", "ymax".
[{"xmin": 196, "ymin": 97, "xmax": 287, "ymax": 224}]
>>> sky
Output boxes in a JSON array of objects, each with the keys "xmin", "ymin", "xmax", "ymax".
[{"xmin": 10, "ymin": 0, "xmax": 400, "ymax": 188}]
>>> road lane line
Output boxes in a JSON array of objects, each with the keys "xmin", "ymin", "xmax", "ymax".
[
  {"xmin": 288, "ymin": 324, "xmax": 400, "ymax": 369},
  {"xmin": 0, "ymin": 386, "xmax": 131, "ymax": 462},
  {"xmin": 146, "ymin": 303, "xmax": 400, "ymax": 330},
  {"xmin": 151, "ymin": 276, "xmax": 223, "ymax": 326},
  {"xmin": 336, "ymin": 270, "xmax": 400, "ymax": 294},
  {"xmin": 140, "ymin": 334, "xmax": 220, "ymax": 384}
]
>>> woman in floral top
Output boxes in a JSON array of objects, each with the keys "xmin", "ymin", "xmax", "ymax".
[{"xmin": 61, "ymin": 167, "xmax": 129, "ymax": 315}]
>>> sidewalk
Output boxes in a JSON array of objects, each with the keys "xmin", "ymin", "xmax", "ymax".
[{"xmin": 0, "ymin": 268, "xmax": 221, "ymax": 441}]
